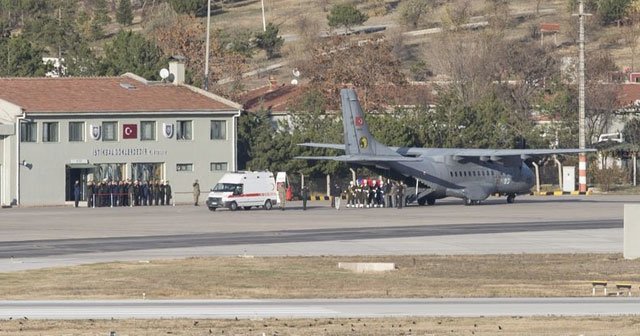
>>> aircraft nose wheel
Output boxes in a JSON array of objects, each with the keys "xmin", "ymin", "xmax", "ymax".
[{"xmin": 506, "ymin": 194, "xmax": 516, "ymax": 204}]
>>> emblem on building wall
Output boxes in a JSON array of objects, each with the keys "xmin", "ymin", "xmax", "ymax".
[
  {"xmin": 90, "ymin": 125, "xmax": 101, "ymax": 140},
  {"xmin": 163, "ymin": 123, "xmax": 174, "ymax": 138}
]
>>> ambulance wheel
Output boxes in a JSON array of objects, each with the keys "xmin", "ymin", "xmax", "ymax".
[
  {"xmin": 243, "ymin": 206, "xmax": 252, "ymax": 210},
  {"xmin": 208, "ymin": 207, "xmax": 216, "ymax": 211},
  {"xmin": 229, "ymin": 201, "xmax": 238, "ymax": 211},
  {"xmin": 264, "ymin": 199, "xmax": 273, "ymax": 210},
  {"xmin": 507, "ymin": 194, "xmax": 516, "ymax": 204}
]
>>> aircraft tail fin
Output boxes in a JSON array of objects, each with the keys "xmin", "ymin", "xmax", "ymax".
[{"xmin": 341, "ymin": 88, "xmax": 398, "ymax": 157}]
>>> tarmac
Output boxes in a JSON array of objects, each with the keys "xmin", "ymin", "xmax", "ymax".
[{"xmin": 0, "ymin": 194, "xmax": 633, "ymax": 272}]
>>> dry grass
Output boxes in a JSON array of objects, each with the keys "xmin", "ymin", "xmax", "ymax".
[
  {"xmin": 2, "ymin": 316, "xmax": 640, "ymax": 335},
  {"xmin": 2, "ymin": 254, "xmax": 640, "ymax": 334},
  {"xmin": 1, "ymin": 254, "xmax": 640, "ymax": 299}
]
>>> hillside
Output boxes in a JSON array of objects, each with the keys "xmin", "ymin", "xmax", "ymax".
[{"xmin": 1, "ymin": 0, "xmax": 638, "ymax": 91}]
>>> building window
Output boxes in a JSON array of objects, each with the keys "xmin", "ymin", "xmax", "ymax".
[
  {"xmin": 140, "ymin": 121, "xmax": 155, "ymax": 141},
  {"xmin": 20, "ymin": 122, "xmax": 36, "ymax": 142},
  {"xmin": 131, "ymin": 163, "xmax": 163, "ymax": 182},
  {"xmin": 210, "ymin": 120, "xmax": 226, "ymax": 140},
  {"xmin": 102, "ymin": 121, "xmax": 117, "ymax": 141},
  {"xmin": 210, "ymin": 162, "xmax": 228, "ymax": 171},
  {"xmin": 177, "ymin": 163, "xmax": 193, "ymax": 172},
  {"xmin": 69, "ymin": 122, "xmax": 84, "ymax": 142},
  {"xmin": 177, "ymin": 120, "xmax": 192, "ymax": 140},
  {"xmin": 42, "ymin": 122, "xmax": 59, "ymax": 142}
]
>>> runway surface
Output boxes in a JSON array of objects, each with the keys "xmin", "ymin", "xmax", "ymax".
[
  {"xmin": 1, "ymin": 298, "xmax": 639, "ymax": 319},
  {"xmin": 0, "ymin": 195, "xmax": 637, "ymax": 319},
  {"xmin": 0, "ymin": 195, "xmax": 634, "ymax": 272}
]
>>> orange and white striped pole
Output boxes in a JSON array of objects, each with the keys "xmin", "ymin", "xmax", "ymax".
[{"xmin": 579, "ymin": 153, "xmax": 587, "ymax": 193}]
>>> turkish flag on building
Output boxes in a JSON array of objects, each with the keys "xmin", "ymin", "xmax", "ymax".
[{"xmin": 123, "ymin": 124, "xmax": 137, "ymax": 139}]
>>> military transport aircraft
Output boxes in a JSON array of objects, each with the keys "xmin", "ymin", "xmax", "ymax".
[{"xmin": 296, "ymin": 88, "xmax": 596, "ymax": 205}]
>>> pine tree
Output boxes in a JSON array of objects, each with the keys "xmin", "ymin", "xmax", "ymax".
[
  {"xmin": 99, "ymin": 30, "xmax": 166, "ymax": 79},
  {"xmin": 116, "ymin": 0, "xmax": 134, "ymax": 26},
  {"xmin": 254, "ymin": 23, "xmax": 284, "ymax": 60}
]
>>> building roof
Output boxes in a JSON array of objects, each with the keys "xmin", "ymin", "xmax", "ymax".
[
  {"xmin": 0, "ymin": 75, "xmax": 241, "ymax": 114},
  {"xmin": 240, "ymin": 83, "xmax": 306, "ymax": 113},
  {"xmin": 618, "ymin": 83, "xmax": 640, "ymax": 108},
  {"xmin": 239, "ymin": 83, "xmax": 436, "ymax": 113}
]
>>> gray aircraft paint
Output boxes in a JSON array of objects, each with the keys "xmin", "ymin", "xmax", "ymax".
[{"xmin": 298, "ymin": 89, "xmax": 595, "ymax": 205}]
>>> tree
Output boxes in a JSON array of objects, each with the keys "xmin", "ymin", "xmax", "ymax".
[
  {"xmin": 0, "ymin": 35, "xmax": 49, "ymax": 76},
  {"xmin": 99, "ymin": 30, "xmax": 166, "ymax": 79},
  {"xmin": 623, "ymin": 117, "xmax": 640, "ymax": 146},
  {"xmin": 63, "ymin": 41, "xmax": 101, "ymax": 76},
  {"xmin": 220, "ymin": 28, "xmax": 255, "ymax": 58},
  {"xmin": 254, "ymin": 23, "xmax": 284, "ymax": 59},
  {"xmin": 94, "ymin": 0, "xmax": 111, "ymax": 26},
  {"xmin": 168, "ymin": 0, "xmax": 206, "ymax": 17},
  {"xmin": 397, "ymin": 0, "xmax": 431, "ymax": 29},
  {"xmin": 327, "ymin": 4, "xmax": 368, "ymax": 33},
  {"xmin": 116, "ymin": 0, "xmax": 134, "ymax": 26},
  {"xmin": 297, "ymin": 36, "xmax": 405, "ymax": 110},
  {"xmin": 596, "ymin": 0, "xmax": 633, "ymax": 26}
]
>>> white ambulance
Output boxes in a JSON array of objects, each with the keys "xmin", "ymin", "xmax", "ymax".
[{"xmin": 206, "ymin": 171, "xmax": 278, "ymax": 211}]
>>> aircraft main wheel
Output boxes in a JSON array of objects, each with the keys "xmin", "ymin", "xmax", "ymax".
[
  {"xmin": 507, "ymin": 194, "xmax": 516, "ymax": 204},
  {"xmin": 264, "ymin": 199, "xmax": 273, "ymax": 210},
  {"xmin": 243, "ymin": 206, "xmax": 252, "ymax": 210},
  {"xmin": 229, "ymin": 201, "xmax": 238, "ymax": 211},
  {"xmin": 464, "ymin": 198, "xmax": 473, "ymax": 206},
  {"xmin": 426, "ymin": 198, "xmax": 436, "ymax": 205}
]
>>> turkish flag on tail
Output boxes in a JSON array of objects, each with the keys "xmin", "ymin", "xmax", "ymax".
[{"xmin": 123, "ymin": 124, "xmax": 137, "ymax": 139}]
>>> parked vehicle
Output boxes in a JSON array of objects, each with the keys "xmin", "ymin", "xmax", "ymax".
[{"xmin": 206, "ymin": 171, "xmax": 277, "ymax": 211}]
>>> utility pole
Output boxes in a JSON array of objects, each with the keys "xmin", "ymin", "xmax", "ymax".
[
  {"xmin": 261, "ymin": 0, "xmax": 266, "ymax": 31},
  {"xmin": 203, "ymin": 0, "xmax": 211, "ymax": 91},
  {"xmin": 573, "ymin": 0, "xmax": 591, "ymax": 193}
]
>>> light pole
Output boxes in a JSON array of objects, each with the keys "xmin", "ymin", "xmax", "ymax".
[{"xmin": 203, "ymin": 0, "xmax": 211, "ymax": 91}]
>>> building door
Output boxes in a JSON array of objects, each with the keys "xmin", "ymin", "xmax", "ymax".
[{"xmin": 65, "ymin": 166, "xmax": 92, "ymax": 202}]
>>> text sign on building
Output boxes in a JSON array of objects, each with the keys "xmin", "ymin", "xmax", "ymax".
[{"xmin": 123, "ymin": 124, "xmax": 137, "ymax": 139}]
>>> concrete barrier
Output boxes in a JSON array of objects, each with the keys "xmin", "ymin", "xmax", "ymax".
[
  {"xmin": 338, "ymin": 262, "xmax": 395, "ymax": 273},
  {"xmin": 624, "ymin": 204, "xmax": 640, "ymax": 259}
]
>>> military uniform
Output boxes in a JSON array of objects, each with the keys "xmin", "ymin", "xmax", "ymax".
[
  {"xmin": 301, "ymin": 185, "xmax": 309, "ymax": 210},
  {"xmin": 165, "ymin": 181, "xmax": 172, "ymax": 206},
  {"xmin": 193, "ymin": 180, "xmax": 200, "ymax": 206}
]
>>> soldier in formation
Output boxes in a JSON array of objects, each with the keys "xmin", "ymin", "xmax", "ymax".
[{"xmin": 85, "ymin": 179, "xmax": 173, "ymax": 208}]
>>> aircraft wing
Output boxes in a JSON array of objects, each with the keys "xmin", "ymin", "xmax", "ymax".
[
  {"xmin": 403, "ymin": 147, "xmax": 597, "ymax": 159},
  {"xmin": 298, "ymin": 143, "xmax": 346, "ymax": 150},
  {"xmin": 295, "ymin": 154, "xmax": 421, "ymax": 162}
]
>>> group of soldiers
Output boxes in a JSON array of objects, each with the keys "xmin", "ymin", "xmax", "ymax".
[
  {"xmin": 341, "ymin": 178, "xmax": 406, "ymax": 209},
  {"xmin": 86, "ymin": 179, "xmax": 172, "ymax": 208}
]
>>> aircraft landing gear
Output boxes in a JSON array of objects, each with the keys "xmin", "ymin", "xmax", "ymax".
[
  {"xmin": 417, "ymin": 197, "xmax": 436, "ymax": 206},
  {"xmin": 464, "ymin": 198, "xmax": 481, "ymax": 206},
  {"xmin": 506, "ymin": 194, "xmax": 516, "ymax": 204}
]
